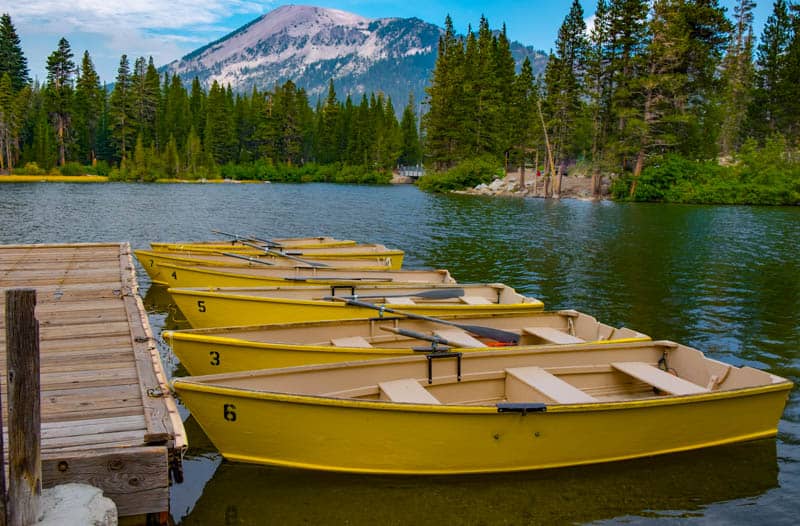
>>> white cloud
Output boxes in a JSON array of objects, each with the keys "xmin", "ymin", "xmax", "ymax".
[
  {"xmin": 584, "ymin": 14, "xmax": 596, "ymax": 36},
  {"xmin": 5, "ymin": 1, "xmax": 268, "ymax": 31},
  {"xmin": 1, "ymin": 0, "xmax": 274, "ymax": 81}
]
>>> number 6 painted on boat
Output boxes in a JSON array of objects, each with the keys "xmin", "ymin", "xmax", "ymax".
[{"xmin": 224, "ymin": 403, "xmax": 237, "ymax": 422}]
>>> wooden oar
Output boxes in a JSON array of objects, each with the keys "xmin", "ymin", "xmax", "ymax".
[
  {"xmin": 211, "ymin": 229, "xmax": 282, "ymax": 248},
  {"xmin": 337, "ymin": 288, "xmax": 466, "ymax": 300},
  {"xmin": 220, "ymin": 252, "xmax": 276, "ymax": 266},
  {"xmin": 240, "ymin": 241, "xmax": 330, "ymax": 268},
  {"xmin": 326, "ymin": 297, "xmax": 520, "ymax": 344}
]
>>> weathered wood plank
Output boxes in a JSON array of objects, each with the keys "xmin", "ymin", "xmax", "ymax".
[
  {"xmin": 120, "ymin": 245, "xmax": 173, "ymax": 445},
  {"xmin": 42, "ymin": 446, "xmax": 169, "ymax": 517}
]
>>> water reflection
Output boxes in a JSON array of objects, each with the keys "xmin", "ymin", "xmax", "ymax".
[{"xmin": 179, "ymin": 440, "xmax": 778, "ymax": 525}]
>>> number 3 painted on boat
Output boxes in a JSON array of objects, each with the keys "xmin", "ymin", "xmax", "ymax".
[
  {"xmin": 210, "ymin": 351, "xmax": 220, "ymax": 366},
  {"xmin": 224, "ymin": 404, "xmax": 237, "ymax": 422}
]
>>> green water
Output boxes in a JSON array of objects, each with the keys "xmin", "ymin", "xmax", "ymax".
[{"xmin": 1, "ymin": 183, "xmax": 797, "ymax": 524}]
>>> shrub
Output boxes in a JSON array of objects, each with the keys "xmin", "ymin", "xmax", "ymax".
[
  {"xmin": 14, "ymin": 162, "xmax": 47, "ymax": 176},
  {"xmin": 418, "ymin": 156, "xmax": 502, "ymax": 193},
  {"xmin": 59, "ymin": 162, "xmax": 85, "ymax": 176}
]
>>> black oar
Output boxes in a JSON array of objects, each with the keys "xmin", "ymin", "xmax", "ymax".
[
  {"xmin": 220, "ymin": 252, "xmax": 276, "ymax": 266},
  {"xmin": 211, "ymin": 229, "xmax": 282, "ymax": 248},
  {"xmin": 240, "ymin": 241, "xmax": 330, "ymax": 268},
  {"xmin": 326, "ymin": 297, "xmax": 520, "ymax": 344},
  {"xmin": 335, "ymin": 288, "xmax": 466, "ymax": 300},
  {"xmin": 380, "ymin": 326, "xmax": 465, "ymax": 349}
]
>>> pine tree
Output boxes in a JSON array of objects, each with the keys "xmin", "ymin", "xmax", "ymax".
[
  {"xmin": 585, "ymin": 0, "xmax": 613, "ymax": 191},
  {"xmin": 779, "ymin": 3, "xmax": 800, "ymax": 140},
  {"xmin": 399, "ymin": 93, "xmax": 422, "ymax": 166},
  {"xmin": 109, "ymin": 55, "xmax": 135, "ymax": 162},
  {"xmin": 317, "ymin": 80, "xmax": 340, "ymax": 164},
  {"xmin": 544, "ymin": 0, "xmax": 588, "ymax": 180},
  {"xmin": 0, "ymin": 73, "xmax": 14, "ymax": 170},
  {"xmin": 423, "ymin": 16, "xmax": 464, "ymax": 168},
  {"xmin": 74, "ymin": 51, "xmax": 104, "ymax": 164},
  {"xmin": 45, "ymin": 37, "xmax": 76, "ymax": 166},
  {"xmin": 751, "ymin": 0, "xmax": 792, "ymax": 137},
  {"xmin": 203, "ymin": 80, "xmax": 235, "ymax": 165},
  {"xmin": 719, "ymin": 0, "xmax": 756, "ymax": 156},
  {"xmin": 0, "ymin": 14, "xmax": 29, "ymax": 91}
]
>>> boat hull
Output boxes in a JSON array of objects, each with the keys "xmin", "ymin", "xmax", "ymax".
[
  {"xmin": 153, "ymin": 244, "xmax": 405, "ymax": 270},
  {"xmin": 157, "ymin": 262, "xmax": 454, "ymax": 288},
  {"xmin": 174, "ymin": 380, "xmax": 791, "ymax": 475},
  {"xmin": 168, "ymin": 288, "xmax": 544, "ymax": 328},
  {"xmin": 134, "ymin": 249, "xmax": 391, "ymax": 285}
]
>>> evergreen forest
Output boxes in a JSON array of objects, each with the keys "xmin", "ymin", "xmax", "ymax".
[{"xmin": 1, "ymin": 1, "xmax": 799, "ymax": 204}]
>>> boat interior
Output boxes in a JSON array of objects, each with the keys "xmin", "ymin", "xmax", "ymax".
[
  {"xmin": 168, "ymin": 283, "xmax": 540, "ymax": 305},
  {"xmin": 172, "ymin": 310, "xmax": 648, "ymax": 348},
  {"xmin": 185, "ymin": 340, "xmax": 783, "ymax": 407}
]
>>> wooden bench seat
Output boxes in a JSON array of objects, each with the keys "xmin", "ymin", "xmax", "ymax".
[
  {"xmin": 506, "ymin": 366, "xmax": 597, "ymax": 404},
  {"xmin": 379, "ymin": 378, "xmax": 441, "ymax": 404},
  {"xmin": 330, "ymin": 336, "xmax": 373, "ymax": 348},
  {"xmin": 523, "ymin": 327, "xmax": 585, "ymax": 344},
  {"xmin": 611, "ymin": 362, "xmax": 709, "ymax": 395},
  {"xmin": 433, "ymin": 329, "xmax": 485, "ymax": 348},
  {"xmin": 459, "ymin": 296, "xmax": 493, "ymax": 305}
]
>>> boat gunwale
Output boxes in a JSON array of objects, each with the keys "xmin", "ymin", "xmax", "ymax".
[
  {"xmin": 163, "ymin": 328, "xmax": 651, "ymax": 355},
  {"xmin": 155, "ymin": 261, "xmax": 451, "ymax": 280},
  {"xmin": 165, "ymin": 284, "xmax": 545, "ymax": 310},
  {"xmin": 172, "ymin": 372, "xmax": 793, "ymax": 415}
]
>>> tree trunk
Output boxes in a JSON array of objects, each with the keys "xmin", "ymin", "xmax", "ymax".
[{"xmin": 629, "ymin": 150, "xmax": 645, "ymax": 197}]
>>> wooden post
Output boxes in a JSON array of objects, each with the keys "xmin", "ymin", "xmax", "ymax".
[
  {"xmin": 0, "ymin": 339, "xmax": 5, "ymax": 526},
  {"xmin": 5, "ymin": 289, "xmax": 42, "ymax": 526}
]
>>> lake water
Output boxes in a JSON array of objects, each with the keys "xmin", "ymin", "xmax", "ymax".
[{"xmin": 0, "ymin": 182, "xmax": 797, "ymax": 524}]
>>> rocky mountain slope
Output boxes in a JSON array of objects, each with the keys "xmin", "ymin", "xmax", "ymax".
[{"xmin": 162, "ymin": 5, "xmax": 546, "ymax": 109}]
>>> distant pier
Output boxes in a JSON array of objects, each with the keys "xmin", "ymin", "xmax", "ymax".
[{"xmin": 0, "ymin": 243, "xmax": 185, "ymax": 518}]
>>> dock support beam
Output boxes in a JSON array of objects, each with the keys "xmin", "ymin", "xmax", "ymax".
[{"xmin": 5, "ymin": 289, "xmax": 42, "ymax": 526}]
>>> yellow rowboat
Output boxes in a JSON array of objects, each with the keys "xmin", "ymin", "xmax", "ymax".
[
  {"xmin": 151, "ymin": 236, "xmax": 358, "ymax": 250},
  {"xmin": 134, "ymin": 249, "xmax": 393, "ymax": 285},
  {"xmin": 172, "ymin": 339, "xmax": 793, "ymax": 474},
  {"xmin": 152, "ymin": 243, "xmax": 405, "ymax": 270},
  {"xmin": 163, "ymin": 310, "xmax": 648, "ymax": 375},
  {"xmin": 156, "ymin": 262, "xmax": 455, "ymax": 288},
  {"xmin": 167, "ymin": 283, "xmax": 545, "ymax": 328}
]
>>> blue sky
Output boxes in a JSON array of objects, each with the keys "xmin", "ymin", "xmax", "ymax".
[{"xmin": 0, "ymin": 1, "xmax": 777, "ymax": 84}]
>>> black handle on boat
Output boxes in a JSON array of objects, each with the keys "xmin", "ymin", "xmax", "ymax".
[
  {"xmin": 211, "ymin": 229, "xmax": 283, "ymax": 248},
  {"xmin": 339, "ymin": 288, "xmax": 466, "ymax": 300},
  {"xmin": 327, "ymin": 297, "xmax": 520, "ymax": 345},
  {"xmin": 220, "ymin": 252, "xmax": 276, "ymax": 266},
  {"xmin": 240, "ymin": 241, "xmax": 330, "ymax": 268}
]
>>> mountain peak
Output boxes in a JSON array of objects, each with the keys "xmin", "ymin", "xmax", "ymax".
[{"xmin": 163, "ymin": 5, "xmax": 546, "ymax": 112}]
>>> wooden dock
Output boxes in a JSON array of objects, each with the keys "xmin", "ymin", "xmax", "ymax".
[{"xmin": 0, "ymin": 243, "xmax": 186, "ymax": 518}]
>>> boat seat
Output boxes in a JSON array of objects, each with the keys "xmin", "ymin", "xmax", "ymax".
[
  {"xmin": 379, "ymin": 378, "xmax": 441, "ymax": 405},
  {"xmin": 505, "ymin": 366, "xmax": 597, "ymax": 404},
  {"xmin": 522, "ymin": 327, "xmax": 585, "ymax": 344},
  {"xmin": 459, "ymin": 296, "xmax": 493, "ymax": 305},
  {"xmin": 388, "ymin": 297, "xmax": 416, "ymax": 305},
  {"xmin": 330, "ymin": 336, "xmax": 373, "ymax": 348},
  {"xmin": 433, "ymin": 329, "xmax": 485, "ymax": 348},
  {"xmin": 611, "ymin": 362, "xmax": 709, "ymax": 395}
]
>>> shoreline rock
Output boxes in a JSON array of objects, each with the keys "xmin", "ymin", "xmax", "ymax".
[{"xmin": 456, "ymin": 171, "xmax": 614, "ymax": 200}]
